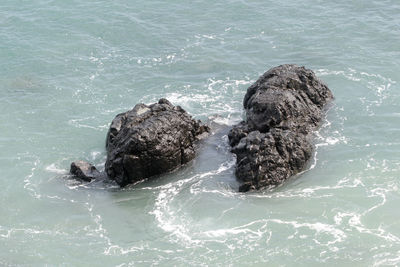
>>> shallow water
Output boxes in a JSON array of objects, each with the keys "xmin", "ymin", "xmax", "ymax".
[{"xmin": 1, "ymin": 0, "xmax": 400, "ymax": 265}]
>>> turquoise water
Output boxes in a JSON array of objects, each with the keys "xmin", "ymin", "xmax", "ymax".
[{"xmin": 1, "ymin": 0, "xmax": 400, "ymax": 265}]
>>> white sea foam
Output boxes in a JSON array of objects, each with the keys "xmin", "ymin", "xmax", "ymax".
[
  {"xmin": 45, "ymin": 163, "xmax": 67, "ymax": 174},
  {"xmin": 139, "ymin": 76, "xmax": 251, "ymax": 126},
  {"xmin": 316, "ymin": 68, "xmax": 396, "ymax": 116},
  {"xmin": 150, "ymin": 174, "xmax": 201, "ymax": 246},
  {"xmin": 68, "ymin": 117, "xmax": 104, "ymax": 131},
  {"xmin": 23, "ymin": 156, "xmax": 41, "ymax": 199}
]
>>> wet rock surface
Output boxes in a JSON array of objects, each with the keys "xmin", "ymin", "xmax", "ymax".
[
  {"xmin": 105, "ymin": 98, "xmax": 209, "ymax": 186},
  {"xmin": 70, "ymin": 160, "xmax": 101, "ymax": 182},
  {"xmin": 229, "ymin": 64, "xmax": 333, "ymax": 192}
]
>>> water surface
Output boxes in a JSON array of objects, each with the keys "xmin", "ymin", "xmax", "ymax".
[{"xmin": 1, "ymin": 0, "xmax": 400, "ymax": 265}]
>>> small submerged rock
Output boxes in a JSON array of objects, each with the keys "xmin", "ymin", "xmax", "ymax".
[
  {"xmin": 229, "ymin": 64, "xmax": 333, "ymax": 192},
  {"xmin": 105, "ymin": 98, "xmax": 210, "ymax": 186},
  {"xmin": 70, "ymin": 160, "xmax": 101, "ymax": 182}
]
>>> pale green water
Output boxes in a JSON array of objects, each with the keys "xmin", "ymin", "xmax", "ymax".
[{"xmin": 1, "ymin": 0, "xmax": 400, "ymax": 266}]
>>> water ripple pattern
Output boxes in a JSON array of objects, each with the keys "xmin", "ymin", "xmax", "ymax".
[{"xmin": 1, "ymin": 0, "xmax": 400, "ymax": 265}]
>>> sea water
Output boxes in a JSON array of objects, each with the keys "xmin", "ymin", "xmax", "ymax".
[{"xmin": 1, "ymin": 0, "xmax": 400, "ymax": 266}]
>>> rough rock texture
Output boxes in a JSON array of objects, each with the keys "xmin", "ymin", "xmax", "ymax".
[
  {"xmin": 105, "ymin": 98, "xmax": 209, "ymax": 186},
  {"xmin": 70, "ymin": 161, "xmax": 100, "ymax": 182},
  {"xmin": 229, "ymin": 64, "xmax": 333, "ymax": 192}
]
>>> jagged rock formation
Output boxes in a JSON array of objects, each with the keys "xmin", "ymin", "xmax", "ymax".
[
  {"xmin": 105, "ymin": 98, "xmax": 209, "ymax": 186},
  {"xmin": 228, "ymin": 64, "xmax": 333, "ymax": 192}
]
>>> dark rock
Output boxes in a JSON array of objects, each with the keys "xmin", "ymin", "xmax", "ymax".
[
  {"xmin": 105, "ymin": 98, "xmax": 210, "ymax": 186},
  {"xmin": 228, "ymin": 121, "xmax": 250, "ymax": 147},
  {"xmin": 243, "ymin": 64, "xmax": 333, "ymax": 134},
  {"xmin": 70, "ymin": 160, "xmax": 100, "ymax": 182},
  {"xmin": 229, "ymin": 64, "xmax": 333, "ymax": 192},
  {"xmin": 232, "ymin": 129, "xmax": 312, "ymax": 192}
]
